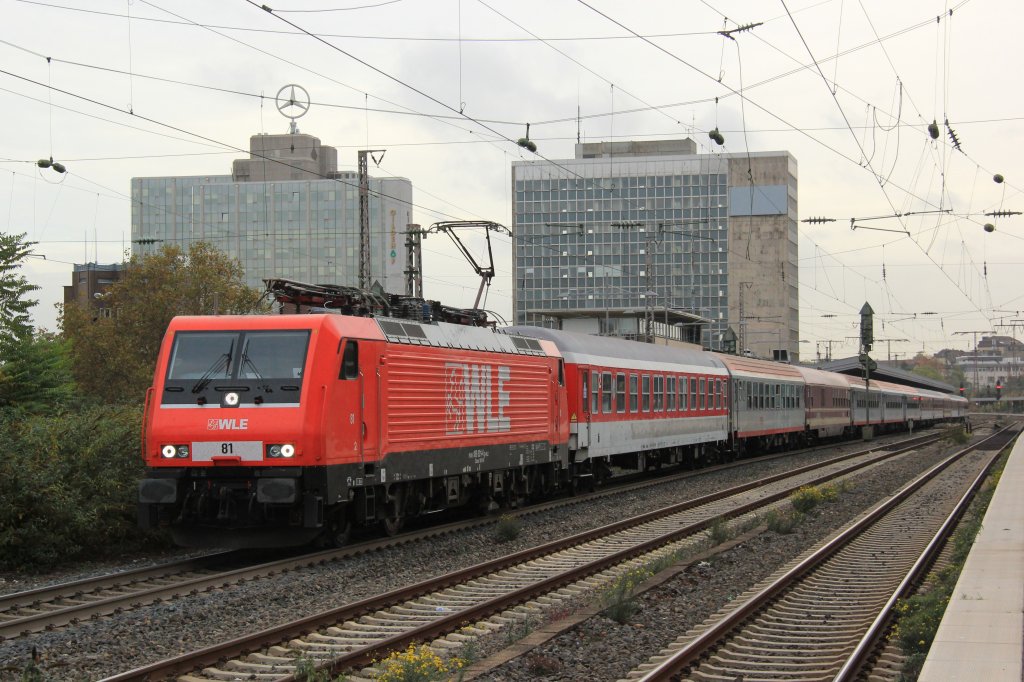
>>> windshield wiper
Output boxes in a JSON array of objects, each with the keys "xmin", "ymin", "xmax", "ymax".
[
  {"xmin": 191, "ymin": 342, "xmax": 234, "ymax": 394},
  {"xmin": 241, "ymin": 352, "xmax": 272, "ymax": 393}
]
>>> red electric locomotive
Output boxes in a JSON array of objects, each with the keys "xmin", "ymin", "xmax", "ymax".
[{"xmin": 139, "ymin": 314, "xmax": 569, "ymax": 548}]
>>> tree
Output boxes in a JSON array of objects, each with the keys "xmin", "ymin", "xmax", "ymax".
[
  {"xmin": 0, "ymin": 332, "xmax": 76, "ymax": 414},
  {"xmin": 61, "ymin": 242, "xmax": 267, "ymax": 403},
  {"xmin": 909, "ymin": 353, "xmax": 945, "ymax": 382},
  {"xmin": 0, "ymin": 232, "xmax": 39, "ymax": 345}
]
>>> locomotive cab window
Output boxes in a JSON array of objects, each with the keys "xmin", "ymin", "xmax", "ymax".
[
  {"xmin": 340, "ymin": 340, "xmax": 359, "ymax": 380},
  {"xmin": 164, "ymin": 329, "xmax": 311, "ymax": 405}
]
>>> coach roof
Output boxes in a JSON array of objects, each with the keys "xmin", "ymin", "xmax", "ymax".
[{"xmin": 501, "ymin": 326, "xmax": 726, "ymax": 370}]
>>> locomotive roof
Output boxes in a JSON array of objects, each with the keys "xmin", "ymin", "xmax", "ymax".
[
  {"xmin": 165, "ymin": 315, "xmax": 556, "ymax": 358},
  {"xmin": 501, "ymin": 326, "xmax": 726, "ymax": 370},
  {"xmin": 375, "ymin": 317, "xmax": 555, "ymax": 357}
]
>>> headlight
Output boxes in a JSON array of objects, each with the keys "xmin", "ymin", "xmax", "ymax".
[
  {"xmin": 266, "ymin": 443, "xmax": 296, "ymax": 458},
  {"xmin": 224, "ymin": 392, "xmax": 240, "ymax": 407},
  {"xmin": 162, "ymin": 444, "xmax": 189, "ymax": 458}
]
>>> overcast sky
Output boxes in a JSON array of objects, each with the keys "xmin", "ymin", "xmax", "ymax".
[{"xmin": 3, "ymin": 0, "xmax": 1022, "ymax": 360}]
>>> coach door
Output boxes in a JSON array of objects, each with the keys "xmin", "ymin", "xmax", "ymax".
[{"xmin": 575, "ymin": 366, "xmax": 592, "ymax": 449}]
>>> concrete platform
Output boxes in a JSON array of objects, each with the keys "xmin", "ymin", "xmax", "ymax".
[{"xmin": 919, "ymin": 430, "xmax": 1024, "ymax": 681}]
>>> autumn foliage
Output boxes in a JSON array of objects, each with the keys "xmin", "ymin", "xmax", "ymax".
[{"xmin": 61, "ymin": 242, "xmax": 267, "ymax": 404}]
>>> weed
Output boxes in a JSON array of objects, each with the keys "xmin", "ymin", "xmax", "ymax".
[
  {"xmin": 704, "ymin": 517, "xmax": 733, "ymax": 545},
  {"xmin": 493, "ymin": 514, "xmax": 522, "ymax": 543},
  {"xmin": 293, "ymin": 656, "xmax": 338, "ymax": 682},
  {"xmin": 601, "ymin": 566, "xmax": 653, "ymax": 624},
  {"xmin": 504, "ymin": 613, "xmax": 536, "ymax": 644},
  {"xmin": 375, "ymin": 644, "xmax": 465, "ymax": 682},
  {"xmin": 790, "ymin": 485, "xmax": 826, "ymax": 514},
  {"xmin": 764, "ymin": 509, "xmax": 803, "ymax": 534},
  {"xmin": 946, "ymin": 427, "xmax": 969, "ymax": 445}
]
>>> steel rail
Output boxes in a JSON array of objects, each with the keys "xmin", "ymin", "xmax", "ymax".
[
  {"xmin": 833, "ymin": 425, "xmax": 1019, "ymax": 681},
  {"xmin": 632, "ymin": 425, "xmax": 1014, "ymax": 681},
  {"xmin": 3, "ymin": 431, "xmax": 936, "ymax": 641},
  {"xmin": 101, "ymin": 434, "xmax": 939, "ymax": 681}
]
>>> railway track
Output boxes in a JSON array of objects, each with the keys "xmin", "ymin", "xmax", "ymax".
[
  {"xmin": 1, "ymin": 430, "xmax": 937, "ymax": 642},
  {"xmin": 100, "ymin": 431, "xmax": 947, "ymax": 681},
  {"xmin": 623, "ymin": 424, "xmax": 1018, "ymax": 682}
]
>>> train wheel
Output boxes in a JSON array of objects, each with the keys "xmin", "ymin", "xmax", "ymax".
[
  {"xmin": 330, "ymin": 519, "xmax": 352, "ymax": 547},
  {"xmin": 382, "ymin": 516, "xmax": 404, "ymax": 537}
]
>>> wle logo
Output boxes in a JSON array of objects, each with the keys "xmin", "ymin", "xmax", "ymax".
[
  {"xmin": 208, "ymin": 418, "xmax": 249, "ymax": 430},
  {"xmin": 444, "ymin": 363, "xmax": 511, "ymax": 435}
]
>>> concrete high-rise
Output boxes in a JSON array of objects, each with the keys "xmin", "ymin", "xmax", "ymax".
[
  {"xmin": 131, "ymin": 131, "xmax": 412, "ymax": 294},
  {"xmin": 512, "ymin": 139, "xmax": 798, "ymax": 361}
]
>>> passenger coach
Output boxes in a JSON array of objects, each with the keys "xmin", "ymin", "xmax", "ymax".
[{"xmin": 504, "ymin": 327, "xmax": 730, "ymax": 478}]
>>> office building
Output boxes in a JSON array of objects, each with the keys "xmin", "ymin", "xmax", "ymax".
[
  {"xmin": 512, "ymin": 139, "xmax": 798, "ymax": 361},
  {"xmin": 131, "ymin": 131, "xmax": 413, "ymax": 294}
]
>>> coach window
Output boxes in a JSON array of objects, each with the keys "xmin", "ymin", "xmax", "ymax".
[
  {"xmin": 630, "ymin": 374, "xmax": 639, "ymax": 412},
  {"xmin": 602, "ymin": 372, "xmax": 613, "ymax": 414},
  {"xmin": 667, "ymin": 376, "xmax": 676, "ymax": 411},
  {"xmin": 340, "ymin": 340, "xmax": 358, "ymax": 379},
  {"xmin": 616, "ymin": 373, "xmax": 626, "ymax": 413},
  {"xmin": 715, "ymin": 379, "xmax": 722, "ymax": 409},
  {"xmin": 653, "ymin": 376, "xmax": 664, "ymax": 412},
  {"xmin": 722, "ymin": 380, "xmax": 728, "ymax": 407},
  {"xmin": 699, "ymin": 378, "xmax": 706, "ymax": 410},
  {"xmin": 591, "ymin": 371, "xmax": 600, "ymax": 414},
  {"xmin": 678, "ymin": 376, "xmax": 686, "ymax": 411},
  {"xmin": 690, "ymin": 377, "xmax": 698, "ymax": 411},
  {"xmin": 642, "ymin": 375, "xmax": 651, "ymax": 412},
  {"xmin": 706, "ymin": 378, "xmax": 713, "ymax": 410}
]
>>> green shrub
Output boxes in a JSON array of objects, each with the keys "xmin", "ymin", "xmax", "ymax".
[
  {"xmin": 493, "ymin": 513, "xmax": 522, "ymax": 543},
  {"xmin": 704, "ymin": 517, "xmax": 733, "ymax": 545},
  {"xmin": 0, "ymin": 403, "xmax": 168, "ymax": 570},
  {"xmin": 601, "ymin": 566, "xmax": 653, "ymax": 624},
  {"xmin": 765, "ymin": 509, "xmax": 803, "ymax": 534},
  {"xmin": 946, "ymin": 427, "xmax": 969, "ymax": 444},
  {"xmin": 790, "ymin": 485, "xmax": 825, "ymax": 514}
]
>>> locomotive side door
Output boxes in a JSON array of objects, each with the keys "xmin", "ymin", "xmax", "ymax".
[{"xmin": 338, "ymin": 339, "xmax": 364, "ymax": 465}]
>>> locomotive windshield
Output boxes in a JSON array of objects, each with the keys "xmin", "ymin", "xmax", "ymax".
[{"xmin": 163, "ymin": 330, "xmax": 311, "ymax": 405}]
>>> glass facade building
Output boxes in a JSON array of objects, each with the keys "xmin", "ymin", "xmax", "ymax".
[
  {"xmin": 513, "ymin": 140, "xmax": 798, "ymax": 358},
  {"xmin": 131, "ymin": 132, "xmax": 412, "ymax": 295}
]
